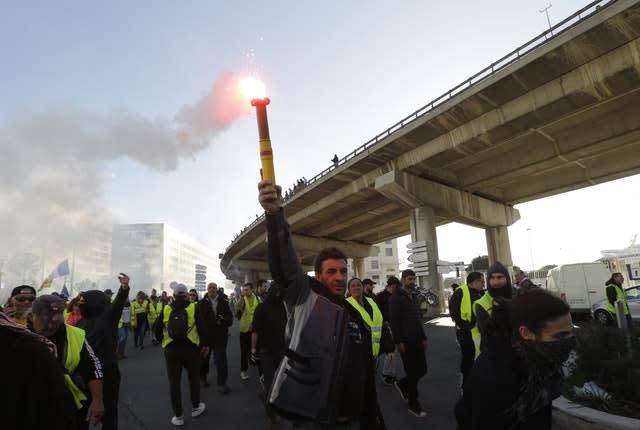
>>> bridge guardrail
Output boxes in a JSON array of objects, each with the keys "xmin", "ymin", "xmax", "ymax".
[{"xmin": 226, "ymin": 0, "xmax": 616, "ymax": 252}]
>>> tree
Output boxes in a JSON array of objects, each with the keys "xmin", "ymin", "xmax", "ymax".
[{"xmin": 466, "ymin": 255, "xmax": 489, "ymax": 272}]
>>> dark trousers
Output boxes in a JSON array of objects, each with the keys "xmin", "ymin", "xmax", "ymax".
[
  {"xmin": 200, "ymin": 337, "xmax": 229, "ymax": 386},
  {"xmin": 398, "ymin": 373, "xmax": 419, "ymax": 406},
  {"xmin": 260, "ymin": 348, "xmax": 284, "ymax": 405},
  {"xmin": 134, "ymin": 314, "xmax": 148, "ymax": 347},
  {"xmin": 164, "ymin": 344, "xmax": 201, "ymax": 417},
  {"xmin": 240, "ymin": 331, "xmax": 252, "ymax": 372},
  {"xmin": 456, "ymin": 331, "xmax": 475, "ymax": 388},
  {"xmin": 102, "ymin": 366, "xmax": 121, "ymax": 430}
]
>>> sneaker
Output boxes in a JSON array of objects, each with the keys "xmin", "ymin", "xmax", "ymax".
[
  {"xmin": 171, "ymin": 416, "xmax": 184, "ymax": 426},
  {"xmin": 394, "ymin": 380, "xmax": 408, "ymax": 402},
  {"xmin": 191, "ymin": 402, "xmax": 206, "ymax": 418},
  {"xmin": 408, "ymin": 403, "xmax": 427, "ymax": 418},
  {"xmin": 240, "ymin": 371, "xmax": 249, "ymax": 380},
  {"xmin": 217, "ymin": 385, "xmax": 231, "ymax": 395}
]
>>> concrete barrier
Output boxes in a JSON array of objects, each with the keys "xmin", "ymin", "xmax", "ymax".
[{"xmin": 552, "ymin": 396, "xmax": 640, "ymax": 430}]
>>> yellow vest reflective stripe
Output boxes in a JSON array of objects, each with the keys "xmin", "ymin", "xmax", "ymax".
[
  {"xmin": 148, "ymin": 302, "xmax": 161, "ymax": 324},
  {"xmin": 131, "ymin": 300, "xmax": 149, "ymax": 326},
  {"xmin": 347, "ymin": 296, "xmax": 383, "ymax": 357},
  {"xmin": 161, "ymin": 302, "xmax": 199, "ymax": 348},
  {"xmin": 606, "ymin": 284, "xmax": 630, "ymax": 315},
  {"xmin": 64, "ymin": 324, "xmax": 89, "ymax": 409},
  {"xmin": 470, "ymin": 294, "xmax": 493, "ymax": 359},
  {"xmin": 239, "ymin": 296, "xmax": 260, "ymax": 333},
  {"xmin": 458, "ymin": 284, "xmax": 472, "ymax": 330}
]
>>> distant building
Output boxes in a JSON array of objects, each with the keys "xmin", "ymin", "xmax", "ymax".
[
  {"xmin": 354, "ymin": 239, "xmax": 400, "ymax": 292},
  {"xmin": 111, "ymin": 224, "xmax": 217, "ymax": 294},
  {"xmin": 600, "ymin": 241, "xmax": 640, "ymax": 287}
]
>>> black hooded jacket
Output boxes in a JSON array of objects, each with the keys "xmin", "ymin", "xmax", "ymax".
[
  {"xmin": 475, "ymin": 262, "xmax": 512, "ymax": 342},
  {"xmin": 76, "ymin": 286, "xmax": 129, "ymax": 370},
  {"xmin": 252, "ymin": 284, "xmax": 287, "ymax": 353}
]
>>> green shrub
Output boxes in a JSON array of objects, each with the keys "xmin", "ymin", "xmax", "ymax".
[{"xmin": 564, "ymin": 323, "xmax": 640, "ymax": 418}]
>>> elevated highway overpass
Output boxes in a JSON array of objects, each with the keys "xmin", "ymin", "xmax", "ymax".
[{"xmin": 222, "ymin": 0, "xmax": 640, "ymax": 314}]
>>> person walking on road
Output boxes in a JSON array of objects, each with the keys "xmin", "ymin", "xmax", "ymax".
[
  {"xmin": 198, "ymin": 282, "xmax": 233, "ymax": 394},
  {"xmin": 375, "ymin": 276, "xmax": 401, "ymax": 385},
  {"xmin": 258, "ymin": 179, "xmax": 384, "ymax": 429},
  {"xmin": 390, "ymin": 269, "xmax": 428, "ymax": 418},
  {"xmin": 235, "ymin": 282, "xmax": 261, "ymax": 380},
  {"xmin": 605, "ymin": 272, "xmax": 632, "ymax": 328},
  {"xmin": 76, "ymin": 273, "xmax": 130, "ymax": 430},
  {"xmin": 131, "ymin": 292, "xmax": 149, "ymax": 350},
  {"xmin": 156, "ymin": 283, "xmax": 210, "ymax": 427},
  {"xmin": 449, "ymin": 272, "xmax": 484, "ymax": 389},
  {"xmin": 456, "ymin": 288, "xmax": 576, "ymax": 430}
]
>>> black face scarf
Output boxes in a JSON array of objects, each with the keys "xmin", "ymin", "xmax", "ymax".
[{"xmin": 511, "ymin": 336, "xmax": 577, "ymax": 423}]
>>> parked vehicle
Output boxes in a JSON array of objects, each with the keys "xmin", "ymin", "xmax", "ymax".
[
  {"xmin": 545, "ymin": 263, "xmax": 610, "ymax": 316},
  {"xmin": 591, "ymin": 285, "xmax": 640, "ymax": 325}
]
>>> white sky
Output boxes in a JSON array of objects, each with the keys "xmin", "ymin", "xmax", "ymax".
[{"xmin": 2, "ymin": 1, "xmax": 636, "ymax": 283}]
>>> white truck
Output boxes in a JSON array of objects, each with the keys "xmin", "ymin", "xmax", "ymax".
[{"xmin": 545, "ymin": 263, "xmax": 610, "ymax": 316}]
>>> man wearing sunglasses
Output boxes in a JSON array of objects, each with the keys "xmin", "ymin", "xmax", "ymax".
[{"xmin": 6, "ymin": 285, "xmax": 36, "ymax": 325}]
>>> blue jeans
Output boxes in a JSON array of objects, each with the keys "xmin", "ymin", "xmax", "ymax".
[{"xmin": 117, "ymin": 323, "xmax": 130, "ymax": 355}]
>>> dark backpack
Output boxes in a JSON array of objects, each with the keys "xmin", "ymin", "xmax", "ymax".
[{"xmin": 167, "ymin": 305, "xmax": 191, "ymax": 341}]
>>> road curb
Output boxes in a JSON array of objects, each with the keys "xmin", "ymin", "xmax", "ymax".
[{"xmin": 552, "ymin": 396, "xmax": 640, "ymax": 430}]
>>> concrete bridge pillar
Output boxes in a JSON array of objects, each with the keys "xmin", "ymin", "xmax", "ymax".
[
  {"xmin": 485, "ymin": 226, "xmax": 514, "ymax": 276},
  {"xmin": 352, "ymin": 257, "xmax": 365, "ymax": 279},
  {"xmin": 409, "ymin": 206, "xmax": 444, "ymax": 317}
]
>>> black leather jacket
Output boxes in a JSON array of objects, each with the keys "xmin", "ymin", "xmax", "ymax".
[{"xmin": 266, "ymin": 209, "xmax": 377, "ymax": 425}]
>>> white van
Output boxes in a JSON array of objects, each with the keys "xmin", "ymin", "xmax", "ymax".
[{"xmin": 545, "ymin": 263, "xmax": 610, "ymax": 316}]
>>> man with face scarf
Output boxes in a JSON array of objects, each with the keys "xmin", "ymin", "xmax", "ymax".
[
  {"xmin": 456, "ymin": 288, "xmax": 576, "ymax": 430},
  {"xmin": 31, "ymin": 295, "xmax": 104, "ymax": 429},
  {"xmin": 471, "ymin": 262, "xmax": 512, "ymax": 358},
  {"xmin": 76, "ymin": 273, "xmax": 130, "ymax": 430}
]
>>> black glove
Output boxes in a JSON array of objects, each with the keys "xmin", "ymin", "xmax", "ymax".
[{"xmin": 249, "ymin": 350, "xmax": 260, "ymax": 367}]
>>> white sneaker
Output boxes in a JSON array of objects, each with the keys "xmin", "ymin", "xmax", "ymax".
[
  {"xmin": 241, "ymin": 371, "xmax": 249, "ymax": 380},
  {"xmin": 171, "ymin": 416, "xmax": 184, "ymax": 426},
  {"xmin": 192, "ymin": 402, "xmax": 206, "ymax": 417}
]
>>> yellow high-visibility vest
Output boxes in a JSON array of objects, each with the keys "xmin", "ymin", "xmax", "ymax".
[
  {"xmin": 347, "ymin": 296, "xmax": 383, "ymax": 357},
  {"xmin": 64, "ymin": 324, "xmax": 89, "ymax": 409},
  {"xmin": 239, "ymin": 295, "xmax": 260, "ymax": 333},
  {"xmin": 161, "ymin": 303, "xmax": 200, "ymax": 348},
  {"xmin": 606, "ymin": 284, "xmax": 630, "ymax": 315},
  {"xmin": 471, "ymin": 294, "xmax": 493, "ymax": 358}
]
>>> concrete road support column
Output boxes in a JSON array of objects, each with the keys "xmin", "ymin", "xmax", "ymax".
[
  {"xmin": 409, "ymin": 206, "xmax": 444, "ymax": 317},
  {"xmin": 352, "ymin": 257, "xmax": 365, "ymax": 279},
  {"xmin": 485, "ymin": 226, "xmax": 514, "ymax": 276}
]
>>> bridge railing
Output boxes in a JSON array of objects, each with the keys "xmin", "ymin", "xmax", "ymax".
[{"xmin": 225, "ymin": 0, "xmax": 615, "ymax": 252}]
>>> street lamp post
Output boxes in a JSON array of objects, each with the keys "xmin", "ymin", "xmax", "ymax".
[{"xmin": 527, "ymin": 228, "xmax": 535, "ymax": 272}]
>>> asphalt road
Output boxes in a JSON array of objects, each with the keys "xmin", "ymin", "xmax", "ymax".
[{"xmin": 117, "ymin": 315, "xmax": 460, "ymax": 429}]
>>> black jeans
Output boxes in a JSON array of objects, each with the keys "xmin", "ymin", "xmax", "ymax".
[
  {"xmin": 102, "ymin": 366, "xmax": 121, "ymax": 430},
  {"xmin": 456, "ymin": 331, "xmax": 475, "ymax": 389},
  {"xmin": 239, "ymin": 331, "xmax": 252, "ymax": 372},
  {"xmin": 260, "ymin": 348, "xmax": 283, "ymax": 406},
  {"xmin": 134, "ymin": 314, "xmax": 148, "ymax": 347},
  {"xmin": 164, "ymin": 344, "xmax": 201, "ymax": 417},
  {"xmin": 200, "ymin": 336, "xmax": 229, "ymax": 386}
]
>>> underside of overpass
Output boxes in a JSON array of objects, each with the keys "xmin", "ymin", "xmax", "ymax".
[{"xmin": 222, "ymin": 0, "xmax": 640, "ymax": 312}]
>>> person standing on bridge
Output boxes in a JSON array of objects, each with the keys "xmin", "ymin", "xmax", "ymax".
[
  {"xmin": 198, "ymin": 281, "xmax": 233, "ymax": 394},
  {"xmin": 156, "ymin": 283, "xmax": 210, "ymax": 427},
  {"xmin": 257, "ymin": 179, "xmax": 384, "ymax": 429},
  {"xmin": 449, "ymin": 272, "xmax": 484, "ymax": 389},
  {"xmin": 235, "ymin": 282, "xmax": 261, "ymax": 381},
  {"xmin": 390, "ymin": 269, "xmax": 428, "ymax": 418}
]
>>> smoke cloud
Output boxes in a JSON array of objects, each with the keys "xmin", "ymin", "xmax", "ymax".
[{"xmin": 0, "ymin": 71, "xmax": 248, "ymax": 287}]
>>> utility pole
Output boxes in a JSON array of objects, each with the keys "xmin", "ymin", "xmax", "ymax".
[{"xmin": 540, "ymin": 4, "xmax": 553, "ymax": 35}]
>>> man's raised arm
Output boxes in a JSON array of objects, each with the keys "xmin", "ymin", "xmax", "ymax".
[{"xmin": 258, "ymin": 180, "xmax": 310, "ymax": 307}]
